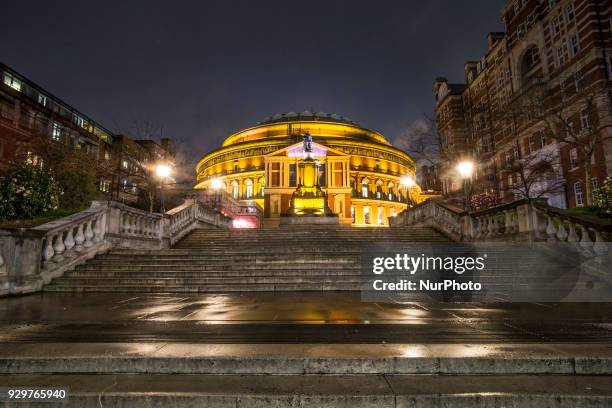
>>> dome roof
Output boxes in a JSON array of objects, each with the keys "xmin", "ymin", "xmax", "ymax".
[{"xmin": 255, "ymin": 111, "xmax": 357, "ymax": 126}]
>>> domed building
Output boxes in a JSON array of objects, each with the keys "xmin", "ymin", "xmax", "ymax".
[{"xmin": 195, "ymin": 111, "xmax": 419, "ymax": 227}]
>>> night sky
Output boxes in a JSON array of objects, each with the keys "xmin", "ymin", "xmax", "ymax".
[{"xmin": 1, "ymin": 0, "xmax": 504, "ymax": 162}]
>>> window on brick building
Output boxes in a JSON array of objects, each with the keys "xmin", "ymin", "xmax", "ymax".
[
  {"xmin": 580, "ymin": 109, "xmax": 590, "ymax": 129},
  {"xmin": 521, "ymin": 46, "xmax": 540, "ymax": 78},
  {"xmin": 3, "ymin": 72, "xmax": 21, "ymax": 92},
  {"xmin": 552, "ymin": 15, "xmax": 562, "ymax": 34},
  {"xmin": 565, "ymin": 3, "xmax": 575, "ymax": 21},
  {"xmin": 513, "ymin": 146, "xmax": 520, "ymax": 160},
  {"xmin": 569, "ymin": 148, "xmax": 578, "ymax": 169},
  {"xmin": 556, "ymin": 40, "xmax": 569, "ymax": 66},
  {"xmin": 574, "ymin": 181, "xmax": 584, "ymax": 206},
  {"xmin": 574, "ymin": 69, "xmax": 584, "ymax": 90},
  {"xmin": 528, "ymin": 135, "xmax": 536, "ymax": 153},
  {"xmin": 37, "ymin": 94, "xmax": 47, "ymax": 107},
  {"xmin": 540, "ymin": 133, "xmax": 547, "ymax": 147},
  {"xmin": 592, "ymin": 177, "xmax": 599, "ymax": 192},
  {"xmin": 570, "ymin": 35, "xmax": 579, "ymax": 57},
  {"xmin": 51, "ymin": 122, "xmax": 62, "ymax": 142}
]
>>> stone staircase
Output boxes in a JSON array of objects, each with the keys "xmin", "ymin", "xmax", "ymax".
[{"xmin": 44, "ymin": 225, "xmax": 449, "ymax": 293}]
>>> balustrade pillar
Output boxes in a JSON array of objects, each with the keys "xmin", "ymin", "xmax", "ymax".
[
  {"xmin": 83, "ymin": 221, "xmax": 94, "ymax": 247},
  {"xmin": 74, "ymin": 224, "xmax": 85, "ymax": 252},
  {"xmin": 63, "ymin": 228, "xmax": 75, "ymax": 258},
  {"xmin": 556, "ymin": 219, "xmax": 568, "ymax": 241}
]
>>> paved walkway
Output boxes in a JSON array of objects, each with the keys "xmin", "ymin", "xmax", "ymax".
[{"xmin": 1, "ymin": 292, "xmax": 611, "ymax": 344}]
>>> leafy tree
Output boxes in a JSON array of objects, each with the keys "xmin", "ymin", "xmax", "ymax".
[
  {"xmin": 0, "ymin": 162, "xmax": 61, "ymax": 221},
  {"xmin": 46, "ymin": 145, "xmax": 104, "ymax": 210},
  {"xmin": 594, "ymin": 177, "xmax": 612, "ymax": 215}
]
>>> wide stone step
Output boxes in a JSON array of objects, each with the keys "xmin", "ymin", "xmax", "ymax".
[
  {"xmin": 44, "ymin": 283, "xmax": 362, "ymax": 292},
  {"xmin": 2, "ymin": 346, "xmax": 611, "ymax": 375},
  {"xmin": 1, "ymin": 373, "xmax": 611, "ymax": 408},
  {"xmin": 85, "ymin": 256, "xmax": 358, "ymax": 262},
  {"xmin": 81, "ymin": 256, "xmax": 359, "ymax": 269},
  {"xmin": 47, "ymin": 276, "xmax": 363, "ymax": 285},
  {"xmin": 66, "ymin": 270, "xmax": 362, "ymax": 277}
]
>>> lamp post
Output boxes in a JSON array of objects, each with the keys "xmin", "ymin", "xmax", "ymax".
[
  {"xmin": 155, "ymin": 164, "xmax": 172, "ymax": 214},
  {"xmin": 400, "ymin": 175, "xmax": 415, "ymax": 207},
  {"xmin": 457, "ymin": 161, "xmax": 474, "ymax": 212},
  {"xmin": 211, "ymin": 178, "xmax": 224, "ymax": 210}
]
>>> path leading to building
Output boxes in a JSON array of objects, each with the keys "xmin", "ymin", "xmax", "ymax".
[
  {"xmin": 5, "ymin": 222, "xmax": 612, "ymax": 406},
  {"xmin": 1, "ymin": 292, "xmax": 612, "ymax": 407},
  {"xmin": 1, "ymin": 292, "xmax": 612, "ymax": 343}
]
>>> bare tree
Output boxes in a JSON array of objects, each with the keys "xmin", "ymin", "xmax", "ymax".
[
  {"xmin": 393, "ymin": 114, "xmax": 447, "ymax": 167},
  {"xmin": 501, "ymin": 140, "xmax": 566, "ymax": 203},
  {"xmin": 510, "ymin": 76, "xmax": 612, "ymax": 206}
]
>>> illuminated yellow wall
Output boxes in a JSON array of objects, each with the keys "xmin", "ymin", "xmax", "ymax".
[{"xmin": 195, "ymin": 119, "xmax": 418, "ymax": 227}]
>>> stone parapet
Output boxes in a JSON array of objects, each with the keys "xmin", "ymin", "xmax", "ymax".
[{"xmin": 0, "ymin": 198, "xmax": 230, "ymax": 296}]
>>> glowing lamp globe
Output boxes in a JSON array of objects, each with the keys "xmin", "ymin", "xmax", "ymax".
[
  {"xmin": 457, "ymin": 161, "xmax": 474, "ymax": 179},
  {"xmin": 211, "ymin": 178, "xmax": 224, "ymax": 190},
  {"xmin": 156, "ymin": 164, "xmax": 171, "ymax": 178},
  {"xmin": 400, "ymin": 175, "xmax": 415, "ymax": 188}
]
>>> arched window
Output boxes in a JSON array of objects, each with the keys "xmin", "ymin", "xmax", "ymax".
[
  {"xmin": 376, "ymin": 180, "xmax": 383, "ymax": 199},
  {"xmin": 361, "ymin": 178, "xmax": 369, "ymax": 198},
  {"xmin": 574, "ymin": 181, "xmax": 584, "ymax": 207},
  {"xmin": 387, "ymin": 182, "xmax": 395, "ymax": 201},
  {"xmin": 520, "ymin": 46, "xmax": 540, "ymax": 80},
  {"xmin": 231, "ymin": 181, "xmax": 239, "ymax": 199},
  {"xmin": 245, "ymin": 179, "xmax": 253, "ymax": 199},
  {"xmin": 364, "ymin": 206, "xmax": 370, "ymax": 224}
]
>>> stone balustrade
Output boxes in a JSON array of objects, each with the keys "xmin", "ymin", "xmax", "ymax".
[
  {"xmin": 0, "ymin": 199, "xmax": 231, "ymax": 296},
  {"xmin": 391, "ymin": 198, "xmax": 611, "ymax": 268}
]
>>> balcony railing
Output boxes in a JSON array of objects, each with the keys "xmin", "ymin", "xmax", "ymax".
[{"xmin": 350, "ymin": 189, "xmax": 407, "ymax": 204}]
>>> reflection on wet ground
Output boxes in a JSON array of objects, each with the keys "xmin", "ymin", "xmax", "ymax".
[{"xmin": 0, "ymin": 292, "xmax": 611, "ymax": 343}]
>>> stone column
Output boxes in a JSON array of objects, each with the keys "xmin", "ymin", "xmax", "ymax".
[{"xmin": 0, "ymin": 229, "xmax": 45, "ymax": 296}]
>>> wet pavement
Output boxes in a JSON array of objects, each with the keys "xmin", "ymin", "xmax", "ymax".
[{"xmin": 0, "ymin": 292, "xmax": 611, "ymax": 344}]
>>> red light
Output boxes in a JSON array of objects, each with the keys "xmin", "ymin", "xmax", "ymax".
[{"xmin": 232, "ymin": 217, "xmax": 257, "ymax": 229}]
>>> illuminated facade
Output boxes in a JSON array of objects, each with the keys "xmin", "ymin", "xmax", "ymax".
[{"xmin": 195, "ymin": 112, "xmax": 419, "ymax": 227}]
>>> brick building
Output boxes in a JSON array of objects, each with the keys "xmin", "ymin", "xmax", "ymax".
[
  {"xmin": 435, "ymin": 0, "xmax": 612, "ymax": 208},
  {"xmin": 0, "ymin": 62, "xmax": 173, "ymax": 205}
]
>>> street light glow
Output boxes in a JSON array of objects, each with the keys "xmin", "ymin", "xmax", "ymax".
[
  {"xmin": 155, "ymin": 164, "xmax": 171, "ymax": 178},
  {"xmin": 211, "ymin": 178, "xmax": 224, "ymax": 190},
  {"xmin": 400, "ymin": 175, "xmax": 415, "ymax": 188},
  {"xmin": 457, "ymin": 161, "xmax": 474, "ymax": 179}
]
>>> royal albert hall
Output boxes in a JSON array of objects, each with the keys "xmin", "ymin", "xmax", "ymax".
[{"xmin": 195, "ymin": 111, "xmax": 420, "ymax": 227}]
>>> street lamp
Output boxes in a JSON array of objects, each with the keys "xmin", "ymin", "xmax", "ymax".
[
  {"xmin": 400, "ymin": 175, "xmax": 415, "ymax": 206},
  {"xmin": 457, "ymin": 161, "xmax": 474, "ymax": 211},
  {"xmin": 155, "ymin": 164, "xmax": 172, "ymax": 214},
  {"xmin": 211, "ymin": 178, "xmax": 224, "ymax": 209}
]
